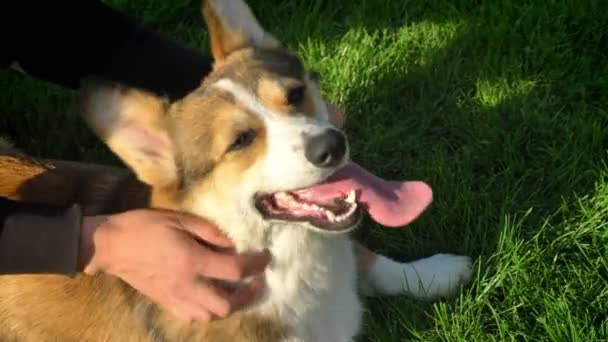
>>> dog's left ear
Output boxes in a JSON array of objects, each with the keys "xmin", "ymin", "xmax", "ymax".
[
  {"xmin": 79, "ymin": 79, "xmax": 177, "ymax": 188},
  {"xmin": 202, "ymin": 0, "xmax": 279, "ymax": 64}
]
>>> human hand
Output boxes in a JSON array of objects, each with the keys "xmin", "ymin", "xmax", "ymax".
[{"xmin": 79, "ymin": 208, "xmax": 270, "ymax": 322}]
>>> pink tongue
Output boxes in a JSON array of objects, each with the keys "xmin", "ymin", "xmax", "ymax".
[{"xmin": 295, "ymin": 163, "xmax": 433, "ymax": 227}]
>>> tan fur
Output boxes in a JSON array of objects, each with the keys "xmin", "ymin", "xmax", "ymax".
[
  {"xmin": 257, "ymin": 77, "xmax": 290, "ymax": 114},
  {"xmin": 0, "ymin": 12, "xmax": 296, "ymax": 340},
  {"xmin": 0, "ymin": 103, "xmax": 369, "ymax": 342},
  {"xmin": 257, "ymin": 77, "xmax": 318, "ymax": 118},
  {"xmin": 0, "ymin": 274, "xmax": 148, "ymax": 341},
  {"xmin": 153, "ymin": 309, "xmax": 287, "ymax": 341},
  {"xmin": 80, "ymin": 84, "xmax": 177, "ymax": 188},
  {"xmin": 0, "ymin": 1, "xmax": 391, "ymax": 340},
  {"xmin": 203, "ymin": 0, "xmax": 278, "ymax": 64},
  {"xmin": 0, "ymin": 146, "xmax": 378, "ymax": 341},
  {"xmin": 0, "ymin": 147, "xmax": 288, "ymax": 341}
]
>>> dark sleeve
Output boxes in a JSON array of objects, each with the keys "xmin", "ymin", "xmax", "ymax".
[
  {"xmin": 2, "ymin": 0, "xmax": 213, "ymax": 101},
  {"xmin": 0, "ymin": 1, "xmax": 215, "ymax": 275},
  {"xmin": 0, "ymin": 197, "xmax": 83, "ymax": 276}
]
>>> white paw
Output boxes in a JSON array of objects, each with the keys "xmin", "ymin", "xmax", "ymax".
[
  {"xmin": 367, "ymin": 253, "xmax": 473, "ymax": 299},
  {"xmin": 405, "ymin": 254, "xmax": 473, "ymax": 299}
]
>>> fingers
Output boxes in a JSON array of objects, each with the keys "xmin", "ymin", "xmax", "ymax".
[
  {"xmin": 167, "ymin": 277, "xmax": 265, "ymax": 323},
  {"xmin": 173, "ymin": 212, "xmax": 235, "ymax": 248},
  {"xmin": 196, "ymin": 277, "xmax": 265, "ymax": 319},
  {"xmin": 197, "ymin": 248, "xmax": 271, "ymax": 282}
]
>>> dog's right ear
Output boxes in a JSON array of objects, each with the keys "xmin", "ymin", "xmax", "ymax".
[
  {"xmin": 202, "ymin": 0, "xmax": 279, "ymax": 64},
  {"xmin": 79, "ymin": 79, "xmax": 177, "ymax": 188}
]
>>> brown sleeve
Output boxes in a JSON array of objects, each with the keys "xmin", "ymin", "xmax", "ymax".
[{"xmin": 0, "ymin": 197, "xmax": 83, "ymax": 276}]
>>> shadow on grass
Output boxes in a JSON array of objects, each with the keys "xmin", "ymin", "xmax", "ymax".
[
  {"xmin": 0, "ymin": 0, "xmax": 607, "ymax": 340},
  {"xmin": 310, "ymin": 1, "xmax": 608, "ymax": 340}
]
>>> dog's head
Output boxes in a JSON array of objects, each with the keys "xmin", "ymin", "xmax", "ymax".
[{"xmin": 81, "ymin": 0, "xmax": 362, "ymax": 245}]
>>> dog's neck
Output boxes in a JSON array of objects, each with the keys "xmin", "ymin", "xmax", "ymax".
[
  {"xmin": 259, "ymin": 221, "xmax": 361, "ymax": 340},
  {"xmin": 93, "ymin": 167, "xmax": 361, "ymax": 340}
]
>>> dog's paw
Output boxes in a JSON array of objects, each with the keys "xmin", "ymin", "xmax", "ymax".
[
  {"xmin": 406, "ymin": 253, "xmax": 473, "ymax": 299},
  {"xmin": 366, "ymin": 253, "xmax": 473, "ymax": 299}
]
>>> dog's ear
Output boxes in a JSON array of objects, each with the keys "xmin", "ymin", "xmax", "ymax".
[
  {"xmin": 202, "ymin": 0, "xmax": 279, "ymax": 63},
  {"xmin": 80, "ymin": 79, "xmax": 177, "ymax": 188}
]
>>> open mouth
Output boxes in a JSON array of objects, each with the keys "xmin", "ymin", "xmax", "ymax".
[
  {"xmin": 254, "ymin": 162, "xmax": 435, "ymax": 233},
  {"xmin": 255, "ymin": 189, "xmax": 362, "ymax": 232}
]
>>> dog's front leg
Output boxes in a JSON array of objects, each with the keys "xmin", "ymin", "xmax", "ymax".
[{"xmin": 353, "ymin": 242, "xmax": 473, "ymax": 300}]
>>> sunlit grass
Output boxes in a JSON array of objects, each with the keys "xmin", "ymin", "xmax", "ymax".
[{"xmin": 1, "ymin": 0, "xmax": 607, "ymax": 340}]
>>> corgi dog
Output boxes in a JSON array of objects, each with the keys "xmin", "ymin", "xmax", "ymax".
[{"xmin": 0, "ymin": 0, "xmax": 472, "ymax": 341}]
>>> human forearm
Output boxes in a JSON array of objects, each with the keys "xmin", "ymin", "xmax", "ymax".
[{"xmin": 2, "ymin": 0, "xmax": 213, "ymax": 101}]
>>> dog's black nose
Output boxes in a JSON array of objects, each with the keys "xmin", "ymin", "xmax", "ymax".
[{"xmin": 305, "ymin": 128, "xmax": 347, "ymax": 168}]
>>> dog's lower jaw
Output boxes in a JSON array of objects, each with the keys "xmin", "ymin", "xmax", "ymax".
[{"xmin": 250, "ymin": 224, "xmax": 363, "ymax": 342}]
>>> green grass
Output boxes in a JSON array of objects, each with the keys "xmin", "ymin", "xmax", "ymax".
[{"xmin": 2, "ymin": 0, "xmax": 608, "ymax": 340}]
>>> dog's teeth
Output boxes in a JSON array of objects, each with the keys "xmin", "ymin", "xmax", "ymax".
[
  {"xmin": 275, "ymin": 192, "xmax": 302, "ymax": 208},
  {"xmin": 334, "ymin": 203, "xmax": 357, "ymax": 222},
  {"xmin": 345, "ymin": 190, "xmax": 356, "ymax": 203},
  {"xmin": 275, "ymin": 192, "xmax": 293, "ymax": 205},
  {"xmin": 275, "ymin": 192, "xmax": 288, "ymax": 200},
  {"xmin": 302, "ymin": 203, "xmax": 312, "ymax": 210},
  {"xmin": 325, "ymin": 210, "xmax": 336, "ymax": 222},
  {"xmin": 344, "ymin": 203, "xmax": 357, "ymax": 218},
  {"xmin": 348, "ymin": 202, "xmax": 358, "ymax": 215}
]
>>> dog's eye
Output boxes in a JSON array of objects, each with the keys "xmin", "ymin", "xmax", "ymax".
[
  {"xmin": 287, "ymin": 85, "xmax": 305, "ymax": 105},
  {"xmin": 228, "ymin": 129, "xmax": 257, "ymax": 152}
]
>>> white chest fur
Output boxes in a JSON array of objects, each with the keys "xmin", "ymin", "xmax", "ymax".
[{"xmin": 255, "ymin": 226, "xmax": 363, "ymax": 342}]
